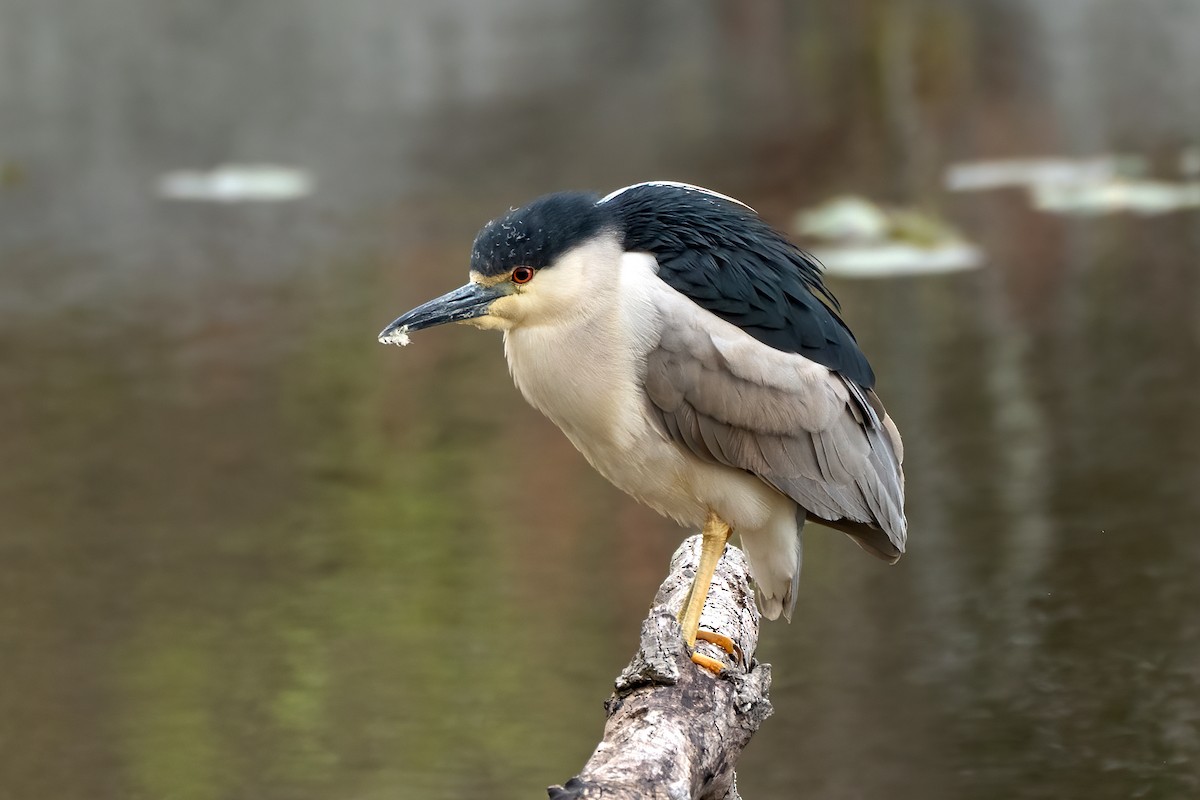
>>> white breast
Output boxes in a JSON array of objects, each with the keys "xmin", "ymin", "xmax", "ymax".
[
  {"xmin": 502, "ymin": 253, "xmax": 785, "ymax": 532},
  {"xmin": 502, "ymin": 269, "xmax": 677, "ymax": 500}
]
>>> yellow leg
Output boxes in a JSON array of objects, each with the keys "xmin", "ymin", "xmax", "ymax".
[{"xmin": 677, "ymin": 511, "xmax": 733, "ymax": 671}]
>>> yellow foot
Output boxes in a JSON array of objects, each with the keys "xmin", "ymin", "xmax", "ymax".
[
  {"xmin": 688, "ymin": 630, "xmax": 741, "ymax": 674},
  {"xmin": 695, "ymin": 630, "xmax": 742, "ymax": 665},
  {"xmin": 690, "ymin": 651, "xmax": 726, "ymax": 674}
]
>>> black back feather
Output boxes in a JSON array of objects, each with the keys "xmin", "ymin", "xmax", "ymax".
[{"xmin": 605, "ymin": 184, "xmax": 876, "ymax": 389}]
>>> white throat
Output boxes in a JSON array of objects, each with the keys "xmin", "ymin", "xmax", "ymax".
[{"xmin": 502, "ymin": 246, "xmax": 662, "ymax": 451}]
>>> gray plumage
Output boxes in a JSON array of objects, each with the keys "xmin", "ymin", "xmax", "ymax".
[{"xmin": 645, "ymin": 316, "xmax": 905, "ymax": 562}]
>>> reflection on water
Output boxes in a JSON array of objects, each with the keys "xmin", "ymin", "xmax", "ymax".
[{"xmin": 3, "ymin": 2, "xmax": 1200, "ymax": 799}]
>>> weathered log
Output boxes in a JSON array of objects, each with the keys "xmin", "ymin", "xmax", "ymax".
[{"xmin": 548, "ymin": 536, "xmax": 773, "ymax": 800}]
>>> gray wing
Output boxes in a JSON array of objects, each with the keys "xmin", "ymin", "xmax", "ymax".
[{"xmin": 643, "ymin": 308, "xmax": 907, "ymax": 561}]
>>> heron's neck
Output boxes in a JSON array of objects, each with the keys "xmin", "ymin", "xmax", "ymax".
[
  {"xmin": 503, "ymin": 306, "xmax": 626, "ymax": 423},
  {"xmin": 502, "ymin": 253, "xmax": 660, "ymax": 445}
]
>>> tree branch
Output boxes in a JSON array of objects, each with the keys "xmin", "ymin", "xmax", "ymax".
[{"xmin": 548, "ymin": 536, "xmax": 773, "ymax": 800}]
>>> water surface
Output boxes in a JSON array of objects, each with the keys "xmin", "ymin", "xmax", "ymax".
[{"xmin": 2, "ymin": 2, "xmax": 1199, "ymax": 798}]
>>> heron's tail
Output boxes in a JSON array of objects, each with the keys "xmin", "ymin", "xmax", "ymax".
[
  {"xmin": 741, "ymin": 512, "xmax": 805, "ymax": 622},
  {"xmin": 816, "ymin": 516, "xmax": 903, "ymax": 563}
]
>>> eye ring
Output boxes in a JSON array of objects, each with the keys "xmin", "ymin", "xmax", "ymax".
[{"xmin": 511, "ymin": 266, "xmax": 535, "ymax": 284}]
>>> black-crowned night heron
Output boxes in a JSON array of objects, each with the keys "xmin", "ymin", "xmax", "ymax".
[{"xmin": 379, "ymin": 181, "xmax": 906, "ymax": 672}]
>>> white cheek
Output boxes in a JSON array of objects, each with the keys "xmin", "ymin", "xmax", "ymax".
[
  {"xmin": 480, "ymin": 233, "xmax": 623, "ymax": 329},
  {"xmin": 488, "ymin": 294, "xmax": 521, "ymax": 318},
  {"xmin": 531, "ymin": 269, "xmax": 579, "ymax": 299},
  {"xmin": 516, "ymin": 260, "xmax": 590, "ymax": 324},
  {"xmin": 468, "ymin": 294, "xmax": 519, "ymax": 330}
]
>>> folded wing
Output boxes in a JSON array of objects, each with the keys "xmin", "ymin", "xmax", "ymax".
[{"xmin": 643, "ymin": 302, "xmax": 907, "ymax": 561}]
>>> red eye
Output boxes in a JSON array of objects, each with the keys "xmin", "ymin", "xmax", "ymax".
[{"xmin": 511, "ymin": 266, "xmax": 535, "ymax": 284}]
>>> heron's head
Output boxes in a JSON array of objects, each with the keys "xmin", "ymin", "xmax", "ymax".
[{"xmin": 379, "ymin": 192, "xmax": 623, "ymax": 343}]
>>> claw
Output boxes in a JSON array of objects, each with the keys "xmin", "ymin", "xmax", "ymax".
[{"xmin": 695, "ymin": 629, "xmax": 742, "ymax": 665}]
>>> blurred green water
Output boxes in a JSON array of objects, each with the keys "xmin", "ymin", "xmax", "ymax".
[{"xmin": 3, "ymin": 2, "xmax": 1200, "ymax": 799}]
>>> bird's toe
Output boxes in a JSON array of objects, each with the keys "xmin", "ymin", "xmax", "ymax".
[
  {"xmin": 695, "ymin": 629, "xmax": 742, "ymax": 665},
  {"xmin": 690, "ymin": 651, "xmax": 727, "ymax": 675}
]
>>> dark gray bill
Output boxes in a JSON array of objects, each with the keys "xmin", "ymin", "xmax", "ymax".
[{"xmin": 378, "ymin": 282, "xmax": 507, "ymax": 343}]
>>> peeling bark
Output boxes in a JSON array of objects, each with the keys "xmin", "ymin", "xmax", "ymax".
[{"xmin": 548, "ymin": 536, "xmax": 772, "ymax": 800}]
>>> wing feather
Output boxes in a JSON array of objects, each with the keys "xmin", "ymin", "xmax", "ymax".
[{"xmin": 644, "ymin": 305, "xmax": 907, "ymax": 560}]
